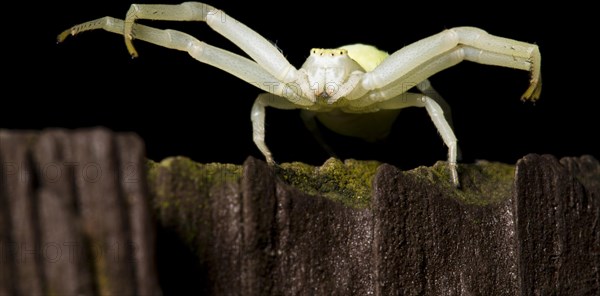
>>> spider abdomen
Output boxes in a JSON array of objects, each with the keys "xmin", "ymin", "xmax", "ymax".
[{"xmin": 313, "ymin": 109, "xmax": 401, "ymax": 142}]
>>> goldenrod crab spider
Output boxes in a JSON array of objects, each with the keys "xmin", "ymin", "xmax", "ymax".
[{"xmin": 58, "ymin": 2, "xmax": 541, "ymax": 187}]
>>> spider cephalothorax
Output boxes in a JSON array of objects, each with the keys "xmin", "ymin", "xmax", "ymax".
[
  {"xmin": 301, "ymin": 48, "xmax": 363, "ymax": 101},
  {"xmin": 59, "ymin": 2, "xmax": 541, "ymax": 187}
]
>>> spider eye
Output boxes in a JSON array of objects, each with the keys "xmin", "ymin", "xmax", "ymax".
[{"xmin": 331, "ymin": 53, "xmax": 334, "ymax": 56}]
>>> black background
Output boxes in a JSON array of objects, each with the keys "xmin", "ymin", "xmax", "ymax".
[{"xmin": 5, "ymin": 0, "xmax": 598, "ymax": 170}]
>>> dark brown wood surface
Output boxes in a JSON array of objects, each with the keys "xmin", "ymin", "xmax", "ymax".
[{"xmin": 1, "ymin": 128, "xmax": 598, "ymax": 295}]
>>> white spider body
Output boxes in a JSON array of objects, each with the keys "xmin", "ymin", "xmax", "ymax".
[
  {"xmin": 299, "ymin": 45, "xmax": 400, "ymax": 140},
  {"xmin": 59, "ymin": 2, "xmax": 542, "ymax": 186},
  {"xmin": 303, "ymin": 49, "xmax": 361, "ymax": 99}
]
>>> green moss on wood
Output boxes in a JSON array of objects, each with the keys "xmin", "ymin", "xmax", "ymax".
[
  {"xmin": 147, "ymin": 157, "xmax": 380, "ymax": 210},
  {"xmin": 146, "ymin": 156, "xmax": 242, "ymax": 248},
  {"xmin": 147, "ymin": 157, "xmax": 242, "ymax": 201},
  {"xmin": 410, "ymin": 160, "xmax": 515, "ymax": 205},
  {"xmin": 276, "ymin": 158, "xmax": 381, "ymax": 209},
  {"xmin": 147, "ymin": 157, "xmax": 516, "ymax": 214}
]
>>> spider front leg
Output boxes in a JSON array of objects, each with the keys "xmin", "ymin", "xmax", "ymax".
[
  {"xmin": 123, "ymin": 2, "xmax": 303, "ymax": 89},
  {"xmin": 123, "ymin": 2, "xmax": 217, "ymax": 58},
  {"xmin": 363, "ymin": 27, "xmax": 541, "ymax": 102},
  {"xmin": 376, "ymin": 93, "xmax": 460, "ymax": 187},
  {"xmin": 58, "ymin": 17, "xmax": 313, "ymax": 106},
  {"xmin": 251, "ymin": 93, "xmax": 301, "ymax": 165}
]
